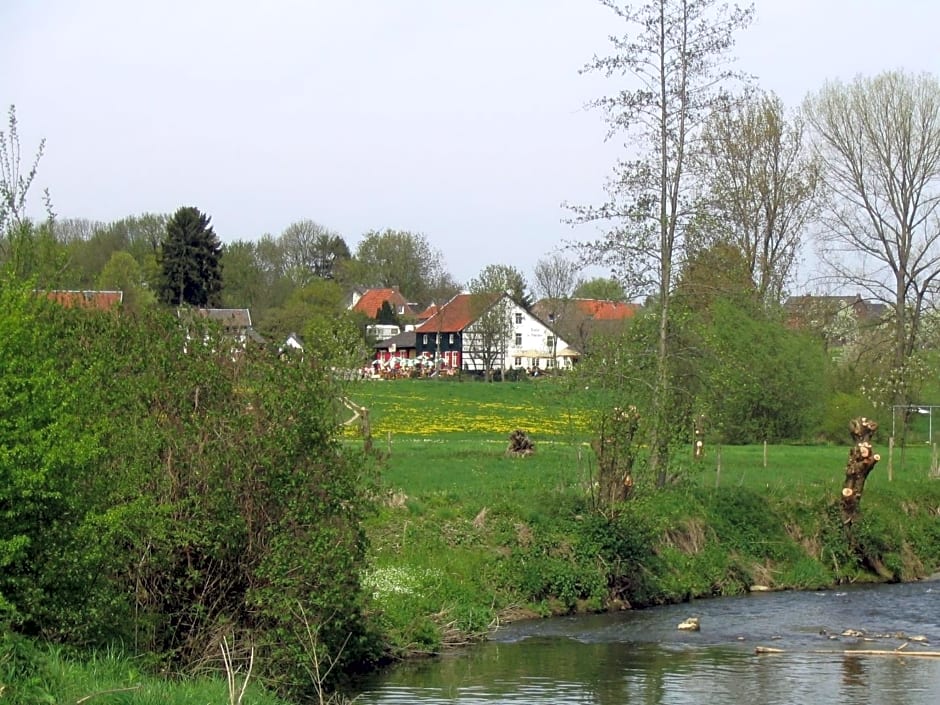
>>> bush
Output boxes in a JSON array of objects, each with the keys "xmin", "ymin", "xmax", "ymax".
[{"xmin": 0, "ymin": 282, "xmax": 381, "ymax": 699}]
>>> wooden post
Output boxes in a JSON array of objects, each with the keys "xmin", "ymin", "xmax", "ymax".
[
  {"xmin": 763, "ymin": 440, "xmax": 768, "ymax": 469},
  {"xmin": 888, "ymin": 436, "xmax": 894, "ymax": 482},
  {"xmin": 387, "ymin": 431, "xmax": 392, "ymax": 455},
  {"xmin": 715, "ymin": 446, "xmax": 722, "ymax": 488}
]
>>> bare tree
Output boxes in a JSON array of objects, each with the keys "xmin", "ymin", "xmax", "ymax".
[
  {"xmin": 533, "ymin": 253, "xmax": 579, "ymax": 359},
  {"xmin": 0, "ymin": 105, "xmax": 51, "ymax": 234},
  {"xmin": 568, "ymin": 0, "xmax": 753, "ymax": 483},
  {"xmin": 467, "ymin": 264, "xmax": 523, "ymax": 381},
  {"xmin": 694, "ymin": 90, "xmax": 821, "ymax": 305},
  {"xmin": 279, "ymin": 219, "xmax": 350, "ymax": 286},
  {"xmin": 804, "ymin": 71, "xmax": 940, "ymax": 407}
]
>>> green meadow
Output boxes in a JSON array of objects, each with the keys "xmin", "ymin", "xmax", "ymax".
[{"xmin": 347, "ymin": 377, "xmax": 940, "ymax": 658}]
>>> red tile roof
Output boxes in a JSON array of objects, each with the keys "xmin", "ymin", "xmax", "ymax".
[
  {"xmin": 573, "ymin": 299, "xmax": 640, "ymax": 321},
  {"xmin": 416, "ymin": 304, "xmax": 438, "ymax": 321},
  {"xmin": 352, "ymin": 288, "xmax": 415, "ymax": 319},
  {"xmin": 415, "ymin": 293, "xmax": 500, "ymax": 333},
  {"xmin": 45, "ymin": 290, "xmax": 123, "ymax": 310}
]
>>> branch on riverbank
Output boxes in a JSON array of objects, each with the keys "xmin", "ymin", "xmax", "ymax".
[{"xmin": 756, "ymin": 646, "xmax": 940, "ymax": 658}]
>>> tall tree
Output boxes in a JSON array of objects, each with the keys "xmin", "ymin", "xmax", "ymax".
[
  {"xmin": 804, "ymin": 71, "xmax": 940, "ymax": 408},
  {"xmin": 533, "ymin": 254, "xmax": 578, "ymax": 360},
  {"xmin": 279, "ymin": 219, "xmax": 350, "ymax": 285},
  {"xmin": 349, "ymin": 229, "xmax": 450, "ymax": 305},
  {"xmin": 534, "ymin": 253, "xmax": 578, "ymax": 303},
  {"xmin": 158, "ymin": 206, "xmax": 223, "ymax": 307},
  {"xmin": 693, "ymin": 90, "xmax": 821, "ymax": 304},
  {"xmin": 570, "ymin": 0, "xmax": 753, "ymax": 484}
]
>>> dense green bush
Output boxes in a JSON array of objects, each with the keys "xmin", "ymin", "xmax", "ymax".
[{"xmin": 0, "ymin": 279, "xmax": 380, "ymax": 699}]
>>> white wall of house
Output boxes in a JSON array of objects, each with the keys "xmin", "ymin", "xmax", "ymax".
[{"xmin": 462, "ymin": 297, "xmax": 573, "ymax": 372}]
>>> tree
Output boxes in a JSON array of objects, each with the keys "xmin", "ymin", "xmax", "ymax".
[
  {"xmin": 472, "ymin": 263, "xmax": 532, "ymax": 309},
  {"xmin": 465, "ymin": 264, "xmax": 525, "ymax": 381},
  {"xmin": 280, "ymin": 219, "xmax": 350, "ymax": 285},
  {"xmin": 0, "ymin": 105, "xmax": 52, "ymax": 236},
  {"xmin": 804, "ymin": 71, "xmax": 940, "ymax": 409},
  {"xmin": 533, "ymin": 254, "xmax": 578, "ymax": 360},
  {"xmin": 348, "ymin": 229, "xmax": 450, "ymax": 305},
  {"xmin": 97, "ymin": 250, "xmax": 156, "ymax": 313},
  {"xmin": 570, "ymin": 0, "xmax": 754, "ymax": 485},
  {"xmin": 158, "ymin": 206, "xmax": 223, "ymax": 307},
  {"xmin": 694, "ymin": 90, "xmax": 821, "ymax": 305},
  {"xmin": 572, "ymin": 276, "xmax": 628, "ymax": 302},
  {"xmin": 674, "ymin": 241, "xmax": 758, "ymax": 318}
]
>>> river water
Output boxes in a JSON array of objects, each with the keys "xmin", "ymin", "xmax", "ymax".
[{"xmin": 353, "ymin": 580, "xmax": 940, "ymax": 704}]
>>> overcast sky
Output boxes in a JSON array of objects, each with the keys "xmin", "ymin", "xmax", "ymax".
[{"xmin": 3, "ymin": 0, "xmax": 939, "ymax": 290}]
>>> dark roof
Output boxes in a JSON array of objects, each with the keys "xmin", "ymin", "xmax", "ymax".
[
  {"xmin": 374, "ymin": 330, "xmax": 417, "ymax": 351},
  {"xmin": 197, "ymin": 308, "xmax": 253, "ymax": 328}
]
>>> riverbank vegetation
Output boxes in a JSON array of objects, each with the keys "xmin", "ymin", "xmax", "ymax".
[{"xmin": 350, "ymin": 378, "xmax": 940, "ymax": 660}]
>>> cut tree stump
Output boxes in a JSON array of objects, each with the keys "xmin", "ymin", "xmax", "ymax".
[
  {"xmin": 841, "ymin": 417, "xmax": 880, "ymax": 524},
  {"xmin": 507, "ymin": 429, "xmax": 535, "ymax": 456}
]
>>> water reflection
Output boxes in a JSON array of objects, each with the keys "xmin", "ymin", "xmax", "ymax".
[{"xmin": 354, "ymin": 581, "xmax": 940, "ymax": 704}]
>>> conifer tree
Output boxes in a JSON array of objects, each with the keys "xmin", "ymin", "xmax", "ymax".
[{"xmin": 159, "ymin": 206, "xmax": 222, "ymax": 307}]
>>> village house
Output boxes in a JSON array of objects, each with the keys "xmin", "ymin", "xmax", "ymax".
[
  {"xmin": 349, "ymin": 287, "xmax": 418, "ymax": 341},
  {"xmin": 410, "ymin": 292, "xmax": 576, "ymax": 375}
]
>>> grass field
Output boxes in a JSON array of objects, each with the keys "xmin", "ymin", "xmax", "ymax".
[
  {"xmin": 347, "ymin": 377, "xmax": 940, "ymax": 658},
  {"xmin": 346, "ymin": 377, "xmax": 936, "ymax": 498}
]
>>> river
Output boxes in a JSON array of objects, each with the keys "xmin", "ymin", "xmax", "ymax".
[{"xmin": 353, "ymin": 579, "xmax": 940, "ymax": 704}]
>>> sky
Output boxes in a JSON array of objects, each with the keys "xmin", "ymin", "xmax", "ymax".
[{"xmin": 3, "ymin": 0, "xmax": 940, "ymax": 290}]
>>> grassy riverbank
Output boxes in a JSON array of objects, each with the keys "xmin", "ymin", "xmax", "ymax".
[
  {"xmin": 6, "ymin": 376, "xmax": 939, "ymax": 703},
  {"xmin": 351, "ymin": 377, "xmax": 940, "ymax": 658}
]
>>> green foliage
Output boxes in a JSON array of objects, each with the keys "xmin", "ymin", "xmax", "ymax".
[
  {"xmin": 96, "ymin": 250, "xmax": 156, "ymax": 312},
  {"xmin": 0, "ymin": 279, "xmax": 379, "ymax": 699},
  {"xmin": 470, "ymin": 263, "xmax": 533, "ymax": 309},
  {"xmin": 158, "ymin": 206, "xmax": 223, "ymax": 307},
  {"xmin": 820, "ymin": 392, "xmax": 878, "ymax": 443},
  {"xmin": 697, "ymin": 299, "xmax": 828, "ymax": 443},
  {"xmin": 348, "ymin": 229, "xmax": 451, "ymax": 305},
  {"xmin": 571, "ymin": 276, "xmax": 627, "ymax": 302}
]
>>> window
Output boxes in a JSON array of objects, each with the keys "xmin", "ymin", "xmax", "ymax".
[
  {"xmin": 398, "ymin": 305, "xmax": 405, "ymax": 314},
  {"xmin": 423, "ymin": 334, "xmax": 428, "ymax": 345},
  {"xmin": 515, "ymin": 312, "xmax": 523, "ymax": 325},
  {"xmin": 514, "ymin": 333, "xmax": 522, "ymax": 346},
  {"xmin": 546, "ymin": 335, "xmax": 555, "ymax": 349},
  {"xmin": 514, "ymin": 357, "xmax": 522, "ymax": 366},
  {"xmin": 547, "ymin": 358, "xmax": 556, "ymax": 369},
  {"xmin": 449, "ymin": 333, "xmax": 454, "ymax": 344}
]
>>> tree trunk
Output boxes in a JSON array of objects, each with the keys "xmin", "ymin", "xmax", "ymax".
[{"xmin": 841, "ymin": 417, "xmax": 880, "ymax": 524}]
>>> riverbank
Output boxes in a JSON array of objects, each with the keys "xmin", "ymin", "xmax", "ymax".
[{"xmin": 364, "ymin": 435, "xmax": 940, "ymax": 659}]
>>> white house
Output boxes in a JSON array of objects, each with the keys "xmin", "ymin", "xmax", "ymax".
[{"xmin": 413, "ymin": 292, "xmax": 577, "ymax": 374}]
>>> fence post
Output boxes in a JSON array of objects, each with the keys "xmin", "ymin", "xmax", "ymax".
[{"xmin": 888, "ymin": 436, "xmax": 894, "ymax": 482}]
